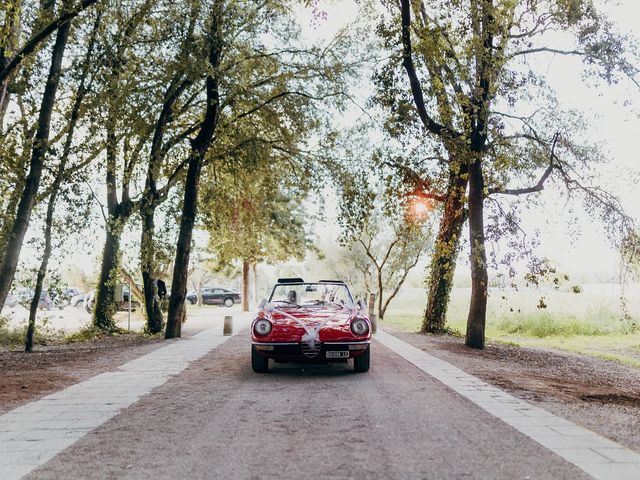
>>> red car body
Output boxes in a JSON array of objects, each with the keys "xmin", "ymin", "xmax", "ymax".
[{"xmin": 251, "ymin": 279, "xmax": 371, "ymax": 373}]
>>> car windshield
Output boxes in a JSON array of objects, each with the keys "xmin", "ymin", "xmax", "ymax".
[{"xmin": 269, "ymin": 283, "xmax": 354, "ymax": 308}]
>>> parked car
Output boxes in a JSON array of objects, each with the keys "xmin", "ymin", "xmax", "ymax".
[
  {"xmin": 60, "ymin": 288, "xmax": 83, "ymax": 306},
  {"xmin": 71, "ymin": 292, "xmax": 88, "ymax": 308},
  {"xmin": 83, "ymin": 287, "xmax": 140, "ymax": 314},
  {"xmin": 12, "ymin": 288, "xmax": 57, "ymax": 310},
  {"xmin": 250, "ymin": 278, "xmax": 371, "ymax": 373},
  {"xmin": 186, "ymin": 286, "xmax": 241, "ymax": 307}
]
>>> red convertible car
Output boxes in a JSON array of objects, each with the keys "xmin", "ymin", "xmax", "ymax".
[{"xmin": 251, "ymin": 278, "xmax": 371, "ymax": 373}]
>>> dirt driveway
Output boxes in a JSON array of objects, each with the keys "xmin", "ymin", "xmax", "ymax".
[
  {"xmin": 2, "ymin": 324, "xmax": 639, "ymax": 478},
  {"xmin": 26, "ymin": 333, "xmax": 590, "ymax": 480}
]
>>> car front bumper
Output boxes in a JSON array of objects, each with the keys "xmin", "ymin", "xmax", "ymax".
[{"xmin": 252, "ymin": 341, "xmax": 370, "ymax": 363}]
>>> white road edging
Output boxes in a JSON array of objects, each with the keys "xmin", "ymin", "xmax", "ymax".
[
  {"xmin": 376, "ymin": 329, "xmax": 640, "ymax": 480},
  {"xmin": 0, "ymin": 315, "xmax": 252, "ymax": 480}
]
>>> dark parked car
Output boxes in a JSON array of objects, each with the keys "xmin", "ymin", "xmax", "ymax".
[{"xmin": 186, "ymin": 286, "xmax": 241, "ymax": 307}]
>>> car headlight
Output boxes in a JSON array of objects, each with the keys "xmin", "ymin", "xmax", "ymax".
[
  {"xmin": 351, "ymin": 318, "xmax": 369, "ymax": 336},
  {"xmin": 254, "ymin": 319, "xmax": 272, "ymax": 336}
]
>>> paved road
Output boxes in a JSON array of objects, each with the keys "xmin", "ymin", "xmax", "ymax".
[{"xmin": 25, "ymin": 332, "xmax": 589, "ymax": 480}]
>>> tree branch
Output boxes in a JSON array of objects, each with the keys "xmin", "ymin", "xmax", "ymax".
[
  {"xmin": 0, "ymin": 0, "xmax": 100, "ymax": 84},
  {"xmin": 509, "ymin": 47, "xmax": 584, "ymax": 58},
  {"xmin": 230, "ymin": 90, "xmax": 344, "ymax": 124},
  {"xmin": 399, "ymin": 0, "xmax": 458, "ymax": 138},
  {"xmin": 488, "ymin": 132, "xmax": 559, "ymax": 196}
]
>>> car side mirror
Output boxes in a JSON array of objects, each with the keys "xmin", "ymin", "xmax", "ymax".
[
  {"xmin": 259, "ymin": 298, "xmax": 267, "ymax": 309},
  {"xmin": 357, "ymin": 299, "xmax": 365, "ymax": 310}
]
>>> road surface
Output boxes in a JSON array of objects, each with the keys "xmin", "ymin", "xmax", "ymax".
[{"xmin": 25, "ymin": 332, "xmax": 590, "ymax": 480}]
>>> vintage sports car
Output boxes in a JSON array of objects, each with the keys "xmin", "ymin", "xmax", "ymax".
[{"xmin": 251, "ymin": 278, "xmax": 371, "ymax": 373}]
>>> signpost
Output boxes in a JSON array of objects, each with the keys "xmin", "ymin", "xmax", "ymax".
[{"xmin": 128, "ymin": 281, "xmax": 131, "ymax": 332}]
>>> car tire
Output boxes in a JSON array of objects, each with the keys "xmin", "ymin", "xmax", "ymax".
[
  {"xmin": 223, "ymin": 297, "xmax": 234, "ymax": 308},
  {"xmin": 252, "ymin": 348, "xmax": 269, "ymax": 373},
  {"xmin": 188, "ymin": 298, "xmax": 197, "ymax": 305},
  {"xmin": 354, "ymin": 346, "xmax": 370, "ymax": 373}
]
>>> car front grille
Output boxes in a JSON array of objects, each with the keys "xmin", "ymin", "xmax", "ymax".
[{"xmin": 300, "ymin": 341, "xmax": 321, "ymax": 358}]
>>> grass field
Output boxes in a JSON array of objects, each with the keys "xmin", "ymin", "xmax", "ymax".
[{"xmin": 383, "ymin": 284, "xmax": 640, "ymax": 367}]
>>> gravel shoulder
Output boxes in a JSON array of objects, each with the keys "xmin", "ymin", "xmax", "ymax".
[
  {"xmin": 386, "ymin": 327, "xmax": 640, "ymax": 452},
  {"xmin": 0, "ymin": 334, "xmax": 165, "ymax": 415},
  {"xmin": 0, "ymin": 308, "xmax": 234, "ymax": 415}
]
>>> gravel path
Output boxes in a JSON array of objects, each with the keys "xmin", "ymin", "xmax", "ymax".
[
  {"xmin": 387, "ymin": 329, "xmax": 640, "ymax": 453},
  {"xmin": 0, "ymin": 307, "xmax": 233, "ymax": 415},
  {"xmin": 27, "ymin": 332, "xmax": 589, "ymax": 480}
]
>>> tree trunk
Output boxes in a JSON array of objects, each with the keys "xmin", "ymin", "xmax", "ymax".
[
  {"xmin": 0, "ymin": 178, "xmax": 24, "ymax": 258},
  {"xmin": 140, "ymin": 206, "xmax": 163, "ymax": 333},
  {"xmin": 0, "ymin": 18, "xmax": 70, "ymax": 315},
  {"xmin": 376, "ymin": 267, "xmax": 384, "ymax": 320},
  {"xmin": 93, "ymin": 227, "xmax": 121, "ymax": 330},
  {"xmin": 165, "ymin": 0, "xmax": 222, "ymax": 339},
  {"xmin": 251, "ymin": 262, "xmax": 257, "ymax": 307},
  {"xmin": 25, "ymin": 8, "xmax": 98, "ymax": 348},
  {"xmin": 166, "ymin": 151, "xmax": 204, "ymax": 337},
  {"xmin": 242, "ymin": 260, "xmax": 249, "ymax": 311},
  {"xmin": 25, "ymin": 183, "xmax": 57, "ymax": 352},
  {"xmin": 421, "ymin": 163, "xmax": 468, "ymax": 333},
  {"xmin": 93, "ymin": 64, "xmax": 133, "ymax": 330},
  {"xmin": 25, "ymin": 216, "xmax": 52, "ymax": 352},
  {"xmin": 465, "ymin": 159, "xmax": 488, "ymax": 349}
]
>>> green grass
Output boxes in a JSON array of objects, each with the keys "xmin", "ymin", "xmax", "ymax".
[
  {"xmin": 0, "ymin": 316, "xmax": 28, "ymax": 348},
  {"xmin": 0, "ymin": 315, "xmax": 67, "ymax": 349},
  {"xmin": 381, "ymin": 285, "xmax": 640, "ymax": 367},
  {"xmin": 0, "ymin": 316, "xmax": 132, "ymax": 349}
]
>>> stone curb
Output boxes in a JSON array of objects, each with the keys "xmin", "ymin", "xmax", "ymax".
[
  {"xmin": 375, "ymin": 329, "xmax": 640, "ymax": 480},
  {"xmin": 0, "ymin": 314, "xmax": 252, "ymax": 480}
]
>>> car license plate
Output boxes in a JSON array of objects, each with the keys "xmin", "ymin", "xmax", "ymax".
[{"xmin": 326, "ymin": 351, "xmax": 349, "ymax": 359}]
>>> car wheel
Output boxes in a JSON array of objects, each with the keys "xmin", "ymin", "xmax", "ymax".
[
  {"xmin": 354, "ymin": 346, "xmax": 370, "ymax": 373},
  {"xmin": 223, "ymin": 297, "xmax": 234, "ymax": 308},
  {"xmin": 252, "ymin": 348, "xmax": 269, "ymax": 373},
  {"xmin": 74, "ymin": 300, "xmax": 83, "ymax": 308},
  {"xmin": 188, "ymin": 298, "xmax": 197, "ymax": 305}
]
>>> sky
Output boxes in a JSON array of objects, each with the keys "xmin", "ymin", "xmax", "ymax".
[{"xmin": 296, "ymin": 0, "xmax": 640, "ymax": 280}]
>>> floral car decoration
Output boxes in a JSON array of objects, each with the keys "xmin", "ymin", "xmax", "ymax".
[{"xmin": 251, "ymin": 278, "xmax": 371, "ymax": 373}]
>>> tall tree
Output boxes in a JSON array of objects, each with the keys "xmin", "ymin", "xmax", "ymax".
[
  {"xmin": 88, "ymin": 0, "xmax": 156, "ymax": 330},
  {"xmin": 377, "ymin": 0, "xmax": 639, "ymax": 348},
  {"xmin": 0, "ymin": 0, "xmax": 76, "ymax": 314},
  {"xmin": 25, "ymin": 9, "xmax": 100, "ymax": 350},
  {"xmin": 165, "ymin": 0, "xmax": 224, "ymax": 339},
  {"xmin": 165, "ymin": 0, "xmax": 358, "ymax": 336},
  {"xmin": 203, "ymin": 158, "xmax": 311, "ymax": 312},
  {"xmin": 88, "ymin": 0, "xmax": 201, "ymax": 331},
  {"xmin": 138, "ymin": 1, "xmax": 207, "ymax": 333}
]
